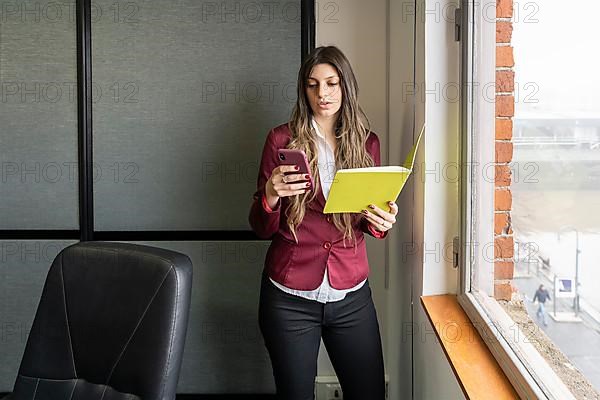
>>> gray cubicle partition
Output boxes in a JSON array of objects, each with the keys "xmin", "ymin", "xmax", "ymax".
[{"xmin": 1, "ymin": 0, "xmax": 302, "ymax": 393}]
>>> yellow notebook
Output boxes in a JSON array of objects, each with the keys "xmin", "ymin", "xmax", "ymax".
[{"xmin": 323, "ymin": 125, "xmax": 424, "ymax": 214}]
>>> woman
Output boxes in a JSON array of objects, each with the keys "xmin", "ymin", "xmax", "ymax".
[{"xmin": 248, "ymin": 46, "xmax": 397, "ymax": 399}]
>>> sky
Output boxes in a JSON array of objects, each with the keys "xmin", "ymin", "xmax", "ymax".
[{"xmin": 513, "ymin": 0, "xmax": 600, "ymax": 119}]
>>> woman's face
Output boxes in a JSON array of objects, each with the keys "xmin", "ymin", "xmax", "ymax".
[{"xmin": 305, "ymin": 63, "xmax": 343, "ymax": 120}]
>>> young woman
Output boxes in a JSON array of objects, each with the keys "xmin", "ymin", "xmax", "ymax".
[{"xmin": 249, "ymin": 45, "xmax": 398, "ymax": 400}]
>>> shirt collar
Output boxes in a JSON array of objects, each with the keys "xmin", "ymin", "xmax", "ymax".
[{"xmin": 311, "ymin": 117, "xmax": 326, "ymax": 140}]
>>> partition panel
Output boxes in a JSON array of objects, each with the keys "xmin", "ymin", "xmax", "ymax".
[
  {"xmin": 92, "ymin": 0, "xmax": 302, "ymax": 231},
  {"xmin": 0, "ymin": 0, "xmax": 79, "ymax": 229}
]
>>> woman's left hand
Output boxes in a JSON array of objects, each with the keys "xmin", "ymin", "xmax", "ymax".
[{"xmin": 362, "ymin": 201, "xmax": 398, "ymax": 233}]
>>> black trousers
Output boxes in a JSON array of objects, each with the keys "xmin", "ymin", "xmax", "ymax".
[{"xmin": 258, "ymin": 271, "xmax": 385, "ymax": 400}]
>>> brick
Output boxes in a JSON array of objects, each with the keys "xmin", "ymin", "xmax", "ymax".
[
  {"xmin": 494, "ymin": 282, "xmax": 513, "ymax": 301},
  {"xmin": 495, "ymin": 165, "xmax": 512, "ymax": 186},
  {"xmin": 496, "ymin": 95, "xmax": 514, "ymax": 117},
  {"xmin": 496, "ymin": 46, "xmax": 514, "ymax": 67},
  {"xmin": 494, "ymin": 212, "xmax": 512, "ymax": 235},
  {"xmin": 494, "ymin": 236, "xmax": 514, "ymax": 259},
  {"xmin": 495, "ymin": 212, "xmax": 508, "ymax": 234},
  {"xmin": 495, "ymin": 189, "xmax": 512, "ymax": 211},
  {"xmin": 496, "ymin": 21, "xmax": 513, "ymax": 43},
  {"xmin": 496, "ymin": 0, "xmax": 513, "ymax": 18},
  {"xmin": 494, "ymin": 261, "xmax": 514, "ymax": 280},
  {"xmin": 496, "ymin": 70, "xmax": 515, "ymax": 93},
  {"xmin": 495, "ymin": 141, "xmax": 513, "ymax": 163},
  {"xmin": 495, "ymin": 118, "xmax": 513, "ymax": 140}
]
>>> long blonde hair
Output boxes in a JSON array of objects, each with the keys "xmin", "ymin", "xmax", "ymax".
[{"xmin": 286, "ymin": 46, "xmax": 375, "ymax": 247}]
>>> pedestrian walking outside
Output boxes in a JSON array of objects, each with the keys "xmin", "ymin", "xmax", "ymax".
[{"xmin": 533, "ymin": 284, "xmax": 552, "ymax": 326}]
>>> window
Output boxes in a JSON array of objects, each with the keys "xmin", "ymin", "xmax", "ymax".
[{"xmin": 458, "ymin": 0, "xmax": 600, "ymax": 398}]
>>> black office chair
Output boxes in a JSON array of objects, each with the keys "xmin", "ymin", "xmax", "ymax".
[{"xmin": 3, "ymin": 242, "xmax": 193, "ymax": 400}]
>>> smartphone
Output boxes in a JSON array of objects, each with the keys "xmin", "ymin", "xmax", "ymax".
[{"xmin": 277, "ymin": 149, "xmax": 313, "ymax": 188}]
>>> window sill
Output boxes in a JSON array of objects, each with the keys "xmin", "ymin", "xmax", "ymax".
[
  {"xmin": 420, "ymin": 294, "xmax": 518, "ymax": 399},
  {"xmin": 457, "ymin": 291, "xmax": 577, "ymax": 400}
]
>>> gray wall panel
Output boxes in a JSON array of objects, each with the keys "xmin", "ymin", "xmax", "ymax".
[
  {"xmin": 92, "ymin": 0, "xmax": 301, "ymax": 230},
  {"xmin": 0, "ymin": 0, "xmax": 79, "ymax": 229}
]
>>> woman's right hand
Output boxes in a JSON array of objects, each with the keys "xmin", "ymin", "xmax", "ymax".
[{"xmin": 264, "ymin": 165, "xmax": 312, "ymax": 209}]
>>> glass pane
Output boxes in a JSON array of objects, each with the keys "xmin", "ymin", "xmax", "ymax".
[
  {"xmin": 510, "ymin": 0, "xmax": 600, "ymax": 394},
  {"xmin": 127, "ymin": 241, "xmax": 273, "ymax": 393},
  {"xmin": 92, "ymin": 0, "xmax": 301, "ymax": 230},
  {"xmin": 0, "ymin": 240, "xmax": 77, "ymax": 390},
  {"xmin": 0, "ymin": 0, "xmax": 79, "ymax": 229}
]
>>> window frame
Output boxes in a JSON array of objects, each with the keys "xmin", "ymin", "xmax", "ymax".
[{"xmin": 456, "ymin": 1, "xmax": 575, "ymax": 398}]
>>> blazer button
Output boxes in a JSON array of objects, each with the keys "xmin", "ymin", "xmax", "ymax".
[{"xmin": 323, "ymin": 241, "xmax": 332, "ymax": 249}]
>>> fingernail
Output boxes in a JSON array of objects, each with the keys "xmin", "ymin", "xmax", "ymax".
[
  {"xmin": 388, "ymin": 201, "xmax": 394, "ymax": 206},
  {"xmin": 368, "ymin": 204, "xmax": 375, "ymax": 209},
  {"xmin": 306, "ymin": 182, "xmax": 311, "ymax": 187},
  {"xmin": 362, "ymin": 209, "xmax": 368, "ymax": 214},
  {"xmin": 294, "ymin": 165, "xmax": 299, "ymax": 170},
  {"xmin": 304, "ymin": 174, "xmax": 310, "ymax": 179}
]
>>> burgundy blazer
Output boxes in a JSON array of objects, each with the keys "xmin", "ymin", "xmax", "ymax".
[{"xmin": 248, "ymin": 122, "xmax": 388, "ymax": 290}]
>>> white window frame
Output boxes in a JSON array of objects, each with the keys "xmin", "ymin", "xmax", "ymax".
[{"xmin": 456, "ymin": 0, "xmax": 575, "ymax": 398}]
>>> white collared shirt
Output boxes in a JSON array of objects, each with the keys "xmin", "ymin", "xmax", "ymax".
[{"xmin": 268, "ymin": 118, "xmax": 366, "ymax": 303}]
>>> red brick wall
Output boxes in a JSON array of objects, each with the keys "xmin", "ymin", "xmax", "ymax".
[{"xmin": 494, "ymin": 0, "xmax": 515, "ymax": 300}]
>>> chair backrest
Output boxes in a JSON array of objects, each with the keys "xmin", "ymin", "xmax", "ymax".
[{"xmin": 9, "ymin": 242, "xmax": 193, "ymax": 400}]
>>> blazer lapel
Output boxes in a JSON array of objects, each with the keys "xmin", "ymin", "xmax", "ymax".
[
  {"xmin": 307, "ymin": 174, "xmax": 326, "ymax": 211},
  {"xmin": 315, "ymin": 175, "xmax": 326, "ymax": 210}
]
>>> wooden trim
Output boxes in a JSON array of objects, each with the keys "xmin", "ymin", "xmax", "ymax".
[{"xmin": 421, "ymin": 294, "xmax": 519, "ymax": 400}]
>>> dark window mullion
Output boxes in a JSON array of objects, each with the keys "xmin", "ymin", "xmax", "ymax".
[
  {"xmin": 76, "ymin": 0, "xmax": 94, "ymax": 241},
  {"xmin": 301, "ymin": 0, "xmax": 315, "ymax": 62},
  {"xmin": 93, "ymin": 231, "xmax": 262, "ymax": 241},
  {"xmin": 0, "ymin": 231, "xmax": 80, "ymax": 240}
]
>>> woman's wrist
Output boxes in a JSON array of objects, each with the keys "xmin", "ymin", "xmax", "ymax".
[
  {"xmin": 265, "ymin": 194, "xmax": 280, "ymax": 210},
  {"xmin": 265, "ymin": 180, "xmax": 280, "ymax": 209}
]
